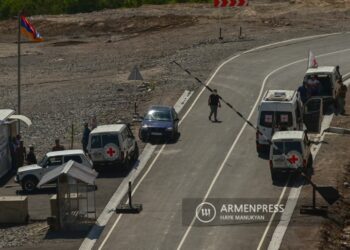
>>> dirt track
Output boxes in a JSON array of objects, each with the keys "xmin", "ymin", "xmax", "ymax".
[{"xmin": 1, "ymin": 1, "xmax": 350, "ymax": 249}]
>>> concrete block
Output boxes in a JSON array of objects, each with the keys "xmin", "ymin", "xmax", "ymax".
[{"xmin": 0, "ymin": 196, "xmax": 28, "ymax": 224}]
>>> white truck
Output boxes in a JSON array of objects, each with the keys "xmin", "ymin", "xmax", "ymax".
[
  {"xmin": 15, "ymin": 149, "xmax": 92, "ymax": 192},
  {"xmin": 269, "ymin": 130, "xmax": 313, "ymax": 182},
  {"xmin": 304, "ymin": 66, "xmax": 341, "ymax": 110},
  {"xmin": 87, "ymin": 124, "xmax": 139, "ymax": 168},
  {"xmin": 256, "ymin": 90, "xmax": 304, "ymax": 154},
  {"xmin": 256, "ymin": 90, "xmax": 324, "ymax": 154}
]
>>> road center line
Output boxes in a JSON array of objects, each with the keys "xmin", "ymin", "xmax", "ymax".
[{"xmin": 96, "ymin": 32, "xmax": 346, "ymax": 250}]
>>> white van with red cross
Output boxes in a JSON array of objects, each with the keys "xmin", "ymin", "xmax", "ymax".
[
  {"xmin": 87, "ymin": 124, "xmax": 139, "ymax": 168},
  {"xmin": 256, "ymin": 90, "xmax": 304, "ymax": 154},
  {"xmin": 269, "ymin": 130, "xmax": 313, "ymax": 182}
]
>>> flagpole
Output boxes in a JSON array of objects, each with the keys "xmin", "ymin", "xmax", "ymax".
[{"xmin": 17, "ymin": 11, "xmax": 21, "ymax": 133}]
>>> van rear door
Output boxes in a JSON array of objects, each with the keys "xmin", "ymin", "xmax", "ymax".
[
  {"xmin": 258, "ymin": 111, "xmax": 275, "ymax": 144},
  {"xmin": 303, "ymin": 97, "xmax": 323, "ymax": 133}
]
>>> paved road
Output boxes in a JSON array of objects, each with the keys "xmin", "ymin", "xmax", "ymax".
[{"xmin": 94, "ymin": 33, "xmax": 350, "ymax": 250}]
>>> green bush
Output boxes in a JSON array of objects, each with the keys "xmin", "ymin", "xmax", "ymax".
[{"xmin": 0, "ymin": 0, "xmax": 211, "ymax": 20}]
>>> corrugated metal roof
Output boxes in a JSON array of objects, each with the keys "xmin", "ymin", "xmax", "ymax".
[
  {"xmin": 0, "ymin": 109, "xmax": 15, "ymax": 122},
  {"xmin": 37, "ymin": 160, "xmax": 98, "ymax": 188}
]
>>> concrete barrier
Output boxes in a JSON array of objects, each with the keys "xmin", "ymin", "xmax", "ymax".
[
  {"xmin": 325, "ymin": 126, "xmax": 350, "ymax": 135},
  {"xmin": 0, "ymin": 196, "xmax": 28, "ymax": 224}
]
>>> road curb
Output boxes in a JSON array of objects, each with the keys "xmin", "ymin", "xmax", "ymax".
[
  {"xmin": 79, "ymin": 90, "xmax": 193, "ymax": 250},
  {"xmin": 325, "ymin": 126, "xmax": 350, "ymax": 135}
]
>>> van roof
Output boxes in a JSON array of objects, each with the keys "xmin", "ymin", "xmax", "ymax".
[
  {"xmin": 46, "ymin": 149, "xmax": 85, "ymax": 157},
  {"xmin": 272, "ymin": 131, "xmax": 304, "ymax": 141},
  {"xmin": 306, "ymin": 66, "xmax": 335, "ymax": 75},
  {"xmin": 262, "ymin": 90, "xmax": 297, "ymax": 103},
  {"xmin": 90, "ymin": 124, "xmax": 126, "ymax": 134}
]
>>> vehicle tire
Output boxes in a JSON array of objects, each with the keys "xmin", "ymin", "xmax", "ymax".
[
  {"xmin": 132, "ymin": 144, "xmax": 139, "ymax": 162},
  {"xmin": 306, "ymin": 156, "xmax": 314, "ymax": 177},
  {"xmin": 22, "ymin": 176, "xmax": 38, "ymax": 192},
  {"xmin": 270, "ymin": 170, "xmax": 279, "ymax": 183}
]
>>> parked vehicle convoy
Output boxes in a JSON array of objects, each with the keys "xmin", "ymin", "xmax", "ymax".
[
  {"xmin": 269, "ymin": 130, "xmax": 313, "ymax": 182},
  {"xmin": 256, "ymin": 90, "xmax": 304, "ymax": 154},
  {"xmin": 139, "ymin": 105, "xmax": 179, "ymax": 142},
  {"xmin": 87, "ymin": 124, "xmax": 139, "ymax": 168},
  {"xmin": 15, "ymin": 149, "xmax": 92, "ymax": 192}
]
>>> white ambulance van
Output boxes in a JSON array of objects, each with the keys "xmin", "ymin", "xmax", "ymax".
[{"xmin": 256, "ymin": 90, "xmax": 304, "ymax": 154}]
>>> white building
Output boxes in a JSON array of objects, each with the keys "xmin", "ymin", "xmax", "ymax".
[{"xmin": 0, "ymin": 109, "xmax": 32, "ymax": 178}]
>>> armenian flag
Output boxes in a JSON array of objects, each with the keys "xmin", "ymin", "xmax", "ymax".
[{"xmin": 20, "ymin": 16, "xmax": 43, "ymax": 42}]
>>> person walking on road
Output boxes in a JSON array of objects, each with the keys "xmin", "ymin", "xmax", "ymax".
[
  {"xmin": 208, "ymin": 89, "xmax": 221, "ymax": 122},
  {"xmin": 336, "ymin": 79, "xmax": 347, "ymax": 115},
  {"xmin": 81, "ymin": 122, "xmax": 90, "ymax": 153}
]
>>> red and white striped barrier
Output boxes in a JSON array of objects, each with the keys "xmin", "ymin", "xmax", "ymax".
[{"xmin": 214, "ymin": 0, "xmax": 248, "ymax": 7}]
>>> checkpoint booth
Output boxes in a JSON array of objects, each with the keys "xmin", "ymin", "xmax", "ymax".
[
  {"xmin": 37, "ymin": 160, "xmax": 98, "ymax": 230},
  {"xmin": 0, "ymin": 109, "xmax": 32, "ymax": 178}
]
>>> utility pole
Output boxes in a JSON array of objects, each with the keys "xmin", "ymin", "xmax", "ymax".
[{"xmin": 17, "ymin": 11, "xmax": 22, "ymax": 133}]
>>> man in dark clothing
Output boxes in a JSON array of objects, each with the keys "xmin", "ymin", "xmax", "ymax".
[
  {"xmin": 26, "ymin": 146, "xmax": 37, "ymax": 165},
  {"xmin": 52, "ymin": 139, "xmax": 65, "ymax": 151},
  {"xmin": 17, "ymin": 140, "xmax": 26, "ymax": 168},
  {"xmin": 336, "ymin": 79, "xmax": 348, "ymax": 115},
  {"xmin": 208, "ymin": 89, "xmax": 221, "ymax": 122},
  {"xmin": 81, "ymin": 122, "xmax": 91, "ymax": 153},
  {"xmin": 297, "ymin": 80, "xmax": 309, "ymax": 104},
  {"xmin": 9, "ymin": 137, "xmax": 17, "ymax": 172}
]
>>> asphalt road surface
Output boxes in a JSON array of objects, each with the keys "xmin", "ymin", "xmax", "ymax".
[{"xmin": 94, "ymin": 33, "xmax": 350, "ymax": 250}]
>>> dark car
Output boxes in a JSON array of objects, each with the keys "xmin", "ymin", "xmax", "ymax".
[{"xmin": 139, "ymin": 105, "xmax": 179, "ymax": 142}]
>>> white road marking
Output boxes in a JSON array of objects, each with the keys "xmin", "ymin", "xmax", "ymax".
[
  {"xmin": 265, "ymin": 78, "xmax": 350, "ymax": 250},
  {"xmin": 94, "ymin": 32, "xmax": 347, "ymax": 250}
]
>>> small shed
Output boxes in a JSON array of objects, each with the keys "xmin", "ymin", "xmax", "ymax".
[
  {"xmin": 0, "ymin": 109, "xmax": 32, "ymax": 178},
  {"xmin": 38, "ymin": 160, "xmax": 98, "ymax": 230}
]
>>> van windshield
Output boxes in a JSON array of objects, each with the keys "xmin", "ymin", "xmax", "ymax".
[
  {"xmin": 273, "ymin": 141, "xmax": 302, "ymax": 155},
  {"xmin": 285, "ymin": 141, "xmax": 302, "ymax": 154},
  {"xmin": 102, "ymin": 134, "xmax": 119, "ymax": 147}
]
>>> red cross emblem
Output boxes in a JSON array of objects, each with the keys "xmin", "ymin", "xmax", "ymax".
[
  {"xmin": 288, "ymin": 154, "xmax": 299, "ymax": 165},
  {"xmin": 106, "ymin": 147, "xmax": 116, "ymax": 157}
]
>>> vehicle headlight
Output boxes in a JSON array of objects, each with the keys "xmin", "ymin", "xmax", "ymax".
[
  {"xmin": 166, "ymin": 127, "xmax": 173, "ymax": 131},
  {"xmin": 142, "ymin": 124, "xmax": 148, "ymax": 129}
]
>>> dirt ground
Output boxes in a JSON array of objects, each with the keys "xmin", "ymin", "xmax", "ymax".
[
  {"xmin": 1, "ymin": 0, "xmax": 350, "ymax": 249},
  {"xmin": 281, "ymin": 89, "xmax": 350, "ymax": 249}
]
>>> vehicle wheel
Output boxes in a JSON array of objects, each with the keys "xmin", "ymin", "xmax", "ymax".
[
  {"xmin": 307, "ymin": 156, "xmax": 313, "ymax": 169},
  {"xmin": 139, "ymin": 130, "xmax": 148, "ymax": 143},
  {"xmin": 132, "ymin": 144, "xmax": 139, "ymax": 162},
  {"xmin": 270, "ymin": 170, "xmax": 279, "ymax": 183},
  {"xmin": 306, "ymin": 156, "xmax": 314, "ymax": 177},
  {"xmin": 22, "ymin": 176, "xmax": 38, "ymax": 192}
]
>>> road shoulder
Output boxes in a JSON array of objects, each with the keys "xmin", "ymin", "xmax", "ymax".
[{"xmin": 280, "ymin": 93, "xmax": 350, "ymax": 249}]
